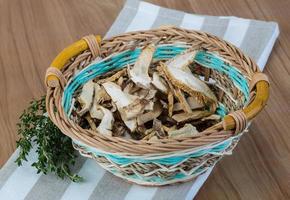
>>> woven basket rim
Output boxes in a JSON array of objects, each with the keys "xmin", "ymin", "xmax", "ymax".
[{"xmin": 45, "ymin": 26, "xmax": 269, "ymax": 155}]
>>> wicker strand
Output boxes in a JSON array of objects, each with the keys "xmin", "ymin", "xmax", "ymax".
[
  {"xmin": 45, "ymin": 67, "xmax": 67, "ymax": 88},
  {"xmin": 250, "ymin": 72, "xmax": 269, "ymax": 91},
  {"xmin": 223, "ymin": 110, "xmax": 248, "ymax": 134},
  {"xmin": 82, "ymin": 35, "xmax": 101, "ymax": 59}
]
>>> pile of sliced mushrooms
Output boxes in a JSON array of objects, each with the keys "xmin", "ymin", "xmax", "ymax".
[{"xmin": 73, "ymin": 44, "xmax": 221, "ymax": 141}]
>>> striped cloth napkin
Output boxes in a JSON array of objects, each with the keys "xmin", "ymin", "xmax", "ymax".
[{"xmin": 0, "ymin": 0, "xmax": 279, "ymax": 200}]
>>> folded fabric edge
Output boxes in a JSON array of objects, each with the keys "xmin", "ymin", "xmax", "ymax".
[
  {"xmin": 123, "ymin": 0, "xmax": 279, "ymax": 27},
  {"xmin": 257, "ymin": 23, "xmax": 279, "ymax": 69}
]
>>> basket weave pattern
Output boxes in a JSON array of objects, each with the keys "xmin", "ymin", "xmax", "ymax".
[{"xmin": 45, "ymin": 27, "xmax": 269, "ymax": 185}]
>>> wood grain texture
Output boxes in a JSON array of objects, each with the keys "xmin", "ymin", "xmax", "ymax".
[{"xmin": 0, "ymin": 0, "xmax": 289, "ymax": 199}]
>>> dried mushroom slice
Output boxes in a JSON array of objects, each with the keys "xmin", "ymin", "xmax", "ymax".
[
  {"xmin": 117, "ymin": 76, "xmax": 124, "ymax": 87},
  {"xmin": 172, "ymin": 110, "xmax": 212, "ymax": 123},
  {"xmin": 112, "ymin": 121, "xmax": 129, "ymax": 137},
  {"xmin": 94, "ymin": 84, "xmax": 111, "ymax": 103},
  {"xmin": 162, "ymin": 124, "xmax": 176, "ymax": 133},
  {"xmin": 122, "ymin": 118, "xmax": 137, "ymax": 132},
  {"xmin": 129, "ymin": 88, "xmax": 156, "ymax": 112},
  {"xmin": 85, "ymin": 114, "xmax": 97, "ymax": 131},
  {"xmin": 77, "ymin": 80, "xmax": 95, "ymax": 116},
  {"xmin": 133, "ymin": 89, "xmax": 157, "ymax": 104},
  {"xmin": 157, "ymin": 65, "xmax": 194, "ymax": 113},
  {"xmin": 132, "ymin": 125, "xmax": 149, "ymax": 140},
  {"xmin": 110, "ymin": 101, "xmax": 117, "ymax": 112},
  {"xmin": 90, "ymin": 107, "xmax": 103, "ymax": 119},
  {"xmin": 119, "ymin": 98, "xmax": 149, "ymax": 120},
  {"xmin": 152, "ymin": 72, "xmax": 169, "ymax": 93},
  {"xmin": 102, "ymin": 81, "xmax": 138, "ymax": 131},
  {"xmin": 149, "ymin": 136, "xmax": 159, "ymax": 141},
  {"xmin": 201, "ymin": 114, "xmax": 221, "ymax": 121},
  {"xmin": 144, "ymin": 89, "xmax": 157, "ymax": 100},
  {"xmin": 166, "ymin": 51, "xmax": 197, "ymax": 73},
  {"xmin": 160, "ymin": 62, "xmax": 217, "ymax": 103},
  {"xmin": 102, "ymin": 82, "xmax": 138, "ymax": 108},
  {"xmin": 123, "ymin": 82, "xmax": 135, "ymax": 94},
  {"xmin": 168, "ymin": 124, "xmax": 200, "ymax": 138},
  {"xmin": 158, "ymin": 114, "xmax": 178, "ymax": 127},
  {"xmin": 137, "ymin": 101, "xmax": 162, "ymax": 125},
  {"xmin": 128, "ymin": 44, "xmax": 156, "ymax": 88},
  {"xmin": 173, "ymin": 96, "xmax": 205, "ymax": 112},
  {"xmin": 89, "ymin": 83, "xmax": 111, "ymax": 119},
  {"xmin": 174, "ymin": 88, "xmax": 192, "ymax": 113},
  {"xmin": 134, "ymin": 88, "xmax": 151, "ymax": 99},
  {"xmin": 152, "ymin": 119, "xmax": 166, "ymax": 139},
  {"xmin": 141, "ymin": 128, "xmax": 154, "ymax": 140},
  {"xmin": 142, "ymin": 119, "xmax": 167, "ymax": 141},
  {"xmin": 144, "ymin": 101, "xmax": 154, "ymax": 111},
  {"xmin": 160, "ymin": 99, "xmax": 168, "ymax": 109},
  {"xmin": 167, "ymin": 91, "xmax": 174, "ymax": 117},
  {"xmin": 97, "ymin": 68, "xmax": 127, "ymax": 84},
  {"xmin": 95, "ymin": 105, "xmax": 114, "ymax": 136}
]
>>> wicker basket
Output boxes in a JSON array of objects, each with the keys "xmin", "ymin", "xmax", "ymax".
[{"xmin": 45, "ymin": 26, "xmax": 269, "ymax": 186}]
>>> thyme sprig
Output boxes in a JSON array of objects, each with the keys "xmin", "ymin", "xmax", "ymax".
[{"xmin": 15, "ymin": 96, "xmax": 82, "ymax": 182}]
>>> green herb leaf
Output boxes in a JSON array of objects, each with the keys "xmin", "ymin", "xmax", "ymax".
[{"xmin": 15, "ymin": 96, "xmax": 82, "ymax": 182}]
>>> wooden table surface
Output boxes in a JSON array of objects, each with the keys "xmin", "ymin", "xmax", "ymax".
[{"xmin": 0, "ymin": 0, "xmax": 289, "ymax": 199}]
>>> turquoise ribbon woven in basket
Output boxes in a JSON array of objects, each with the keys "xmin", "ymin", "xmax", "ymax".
[
  {"xmin": 74, "ymin": 136, "xmax": 236, "ymax": 166},
  {"xmin": 73, "ymin": 133, "xmax": 241, "ymax": 183},
  {"xmin": 62, "ymin": 44, "xmax": 249, "ymax": 116}
]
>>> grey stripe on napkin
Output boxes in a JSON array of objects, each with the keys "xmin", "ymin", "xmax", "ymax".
[
  {"xmin": 105, "ymin": 0, "xmax": 139, "ymax": 37},
  {"xmin": 0, "ymin": 149, "xmax": 19, "ymax": 190},
  {"xmin": 152, "ymin": 181, "xmax": 193, "ymax": 200},
  {"xmin": 0, "ymin": 0, "xmax": 279, "ymax": 200},
  {"xmin": 151, "ymin": 7, "xmax": 184, "ymax": 28},
  {"xmin": 240, "ymin": 20, "xmax": 278, "ymax": 62},
  {"xmin": 88, "ymin": 173, "xmax": 131, "ymax": 200},
  {"xmin": 24, "ymin": 156, "xmax": 86, "ymax": 200},
  {"xmin": 200, "ymin": 17, "xmax": 230, "ymax": 37}
]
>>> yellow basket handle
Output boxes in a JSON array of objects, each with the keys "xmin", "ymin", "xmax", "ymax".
[
  {"xmin": 45, "ymin": 35, "xmax": 101, "ymax": 88},
  {"xmin": 222, "ymin": 73, "xmax": 269, "ymax": 132}
]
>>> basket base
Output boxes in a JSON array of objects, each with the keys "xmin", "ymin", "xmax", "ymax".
[
  {"xmin": 73, "ymin": 141, "xmax": 226, "ymax": 186},
  {"xmin": 105, "ymin": 167, "xmax": 207, "ymax": 187}
]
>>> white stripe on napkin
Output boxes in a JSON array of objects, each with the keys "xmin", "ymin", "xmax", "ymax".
[
  {"xmin": 60, "ymin": 160, "xmax": 106, "ymax": 200},
  {"xmin": 126, "ymin": 2, "xmax": 160, "ymax": 32},
  {"xmin": 223, "ymin": 17, "xmax": 250, "ymax": 47},
  {"xmin": 185, "ymin": 166, "xmax": 214, "ymax": 200},
  {"xmin": 257, "ymin": 23, "xmax": 279, "ymax": 69},
  {"xmin": 0, "ymin": 148, "xmax": 41, "ymax": 200},
  {"xmin": 124, "ymin": 185, "xmax": 158, "ymax": 200},
  {"xmin": 0, "ymin": 149, "xmax": 19, "ymax": 190},
  {"xmin": 180, "ymin": 14, "xmax": 205, "ymax": 30}
]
